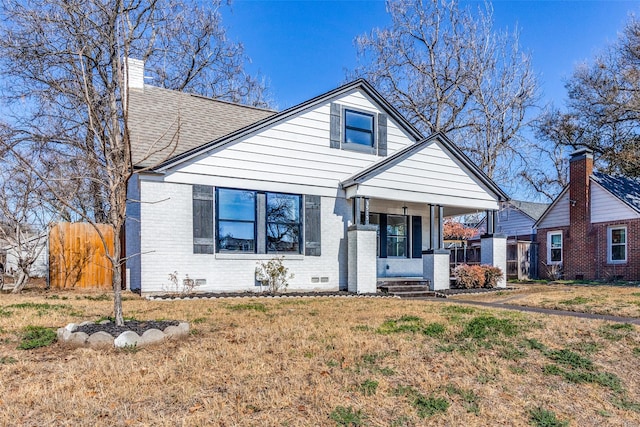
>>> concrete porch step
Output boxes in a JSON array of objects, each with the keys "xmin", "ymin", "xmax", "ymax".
[{"xmin": 377, "ymin": 279, "xmax": 434, "ymax": 298}]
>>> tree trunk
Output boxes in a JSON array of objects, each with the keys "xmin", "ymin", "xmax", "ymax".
[
  {"xmin": 112, "ymin": 228, "xmax": 124, "ymax": 326},
  {"xmin": 11, "ymin": 270, "xmax": 28, "ymax": 293}
]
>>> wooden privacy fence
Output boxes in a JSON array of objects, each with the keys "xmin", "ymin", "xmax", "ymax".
[{"xmin": 49, "ymin": 222, "xmax": 114, "ymax": 289}]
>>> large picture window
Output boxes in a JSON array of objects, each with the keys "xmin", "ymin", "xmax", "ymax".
[
  {"xmin": 217, "ymin": 188, "xmax": 256, "ymax": 252},
  {"xmin": 548, "ymin": 231, "xmax": 562, "ymax": 264},
  {"xmin": 267, "ymin": 193, "xmax": 302, "ymax": 253},
  {"xmin": 608, "ymin": 226, "xmax": 627, "ymax": 263}
]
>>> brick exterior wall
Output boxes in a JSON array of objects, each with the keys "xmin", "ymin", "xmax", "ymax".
[{"xmin": 537, "ymin": 150, "xmax": 640, "ymax": 281}]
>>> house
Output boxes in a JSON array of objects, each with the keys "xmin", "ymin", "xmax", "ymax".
[
  {"xmin": 473, "ymin": 200, "xmax": 548, "ymax": 279},
  {"xmin": 535, "ymin": 149, "xmax": 640, "ymax": 281},
  {"xmin": 124, "ymin": 59, "xmax": 509, "ymax": 294}
]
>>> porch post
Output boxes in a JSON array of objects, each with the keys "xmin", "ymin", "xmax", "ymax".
[
  {"xmin": 364, "ymin": 198, "xmax": 370, "ymax": 225},
  {"xmin": 423, "ymin": 204, "xmax": 450, "ymax": 290},
  {"xmin": 347, "ymin": 224, "xmax": 377, "ymax": 294},
  {"xmin": 438, "ymin": 205, "xmax": 444, "ymax": 249},
  {"xmin": 481, "ymin": 211, "xmax": 506, "ymax": 288},
  {"xmin": 429, "ymin": 204, "xmax": 436, "ymax": 250}
]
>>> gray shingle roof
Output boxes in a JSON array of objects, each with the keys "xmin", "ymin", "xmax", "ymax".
[
  {"xmin": 592, "ymin": 172, "xmax": 640, "ymax": 213},
  {"xmin": 509, "ymin": 200, "xmax": 550, "ymax": 221},
  {"xmin": 128, "ymin": 86, "xmax": 276, "ymax": 168}
]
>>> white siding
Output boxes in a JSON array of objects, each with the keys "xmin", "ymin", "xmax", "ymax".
[
  {"xmin": 163, "ymin": 90, "xmax": 416, "ymax": 197},
  {"xmin": 537, "ymin": 191, "xmax": 570, "ymax": 229},
  {"xmin": 591, "ymin": 181, "xmax": 640, "ymax": 223},
  {"xmin": 138, "ymin": 180, "xmax": 351, "ymax": 293},
  {"xmin": 353, "ymin": 141, "xmax": 499, "ymax": 210}
]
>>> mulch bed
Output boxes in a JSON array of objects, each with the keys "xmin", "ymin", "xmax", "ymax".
[
  {"xmin": 148, "ymin": 291, "xmax": 384, "ymax": 300},
  {"xmin": 76, "ymin": 320, "xmax": 180, "ymax": 336}
]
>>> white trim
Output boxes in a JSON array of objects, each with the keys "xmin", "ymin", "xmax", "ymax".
[
  {"xmin": 547, "ymin": 230, "xmax": 563, "ymax": 265},
  {"xmin": 607, "ymin": 225, "xmax": 627, "ymax": 264}
]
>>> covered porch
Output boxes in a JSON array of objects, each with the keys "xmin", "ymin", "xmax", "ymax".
[{"xmin": 340, "ymin": 133, "xmax": 509, "ymax": 294}]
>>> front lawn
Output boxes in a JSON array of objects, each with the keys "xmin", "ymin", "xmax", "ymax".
[
  {"xmin": 0, "ymin": 291, "xmax": 639, "ymax": 425},
  {"xmin": 451, "ymin": 283, "xmax": 640, "ymax": 318}
]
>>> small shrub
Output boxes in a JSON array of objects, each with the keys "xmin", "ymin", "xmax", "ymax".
[
  {"xmin": 329, "ymin": 406, "xmax": 367, "ymax": 426},
  {"xmin": 18, "ymin": 326, "xmax": 56, "ymax": 350},
  {"xmin": 454, "ymin": 264, "xmax": 485, "ymax": 288},
  {"xmin": 255, "ymin": 256, "xmax": 294, "ymax": 293},
  {"xmin": 482, "ymin": 265, "xmax": 503, "ymax": 288},
  {"xmin": 454, "ymin": 264, "xmax": 503, "ymax": 288},
  {"xmin": 164, "ymin": 271, "xmax": 199, "ymax": 296},
  {"xmin": 528, "ymin": 407, "xmax": 569, "ymax": 427}
]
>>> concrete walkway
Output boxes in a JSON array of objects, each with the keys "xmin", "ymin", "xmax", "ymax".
[{"xmin": 429, "ymin": 298, "xmax": 640, "ymax": 325}]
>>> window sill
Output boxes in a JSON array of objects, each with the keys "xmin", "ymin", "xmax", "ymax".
[
  {"xmin": 215, "ymin": 253, "xmax": 304, "ymax": 261},
  {"xmin": 607, "ymin": 260, "xmax": 627, "ymax": 265}
]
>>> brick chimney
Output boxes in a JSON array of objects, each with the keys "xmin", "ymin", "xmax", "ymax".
[{"xmin": 567, "ymin": 148, "xmax": 594, "ymax": 279}]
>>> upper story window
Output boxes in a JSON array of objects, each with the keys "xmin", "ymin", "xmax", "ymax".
[
  {"xmin": 344, "ymin": 109, "xmax": 374, "ymax": 147},
  {"xmin": 330, "ymin": 102, "xmax": 387, "ymax": 156},
  {"xmin": 608, "ymin": 226, "xmax": 627, "ymax": 263}
]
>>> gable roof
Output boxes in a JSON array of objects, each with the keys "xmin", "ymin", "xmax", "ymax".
[
  {"xmin": 128, "ymin": 85, "xmax": 276, "ymax": 168},
  {"xmin": 150, "ymin": 79, "xmax": 425, "ymax": 172},
  {"xmin": 341, "ymin": 132, "xmax": 509, "ymax": 202},
  {"xmin": 591, "ymin": 172, "xmax": 640, "ymax": 214},
  {"xmin": 508, "ymin": 200, "xmax": 550, "ymax": 221},
  {"xmin": 534, "ymin": 186, "xmax": 569, "ymax": 228}
]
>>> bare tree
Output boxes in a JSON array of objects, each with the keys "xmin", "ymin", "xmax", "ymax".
[
  {"xmin": 0, "ymin": 0, "xmax": 269, "ymax": 325},
  {"xmin": 519, "ymin": 108, "xmax": 572, "ymax": 201},
  {"xmin": 543, "ymin": 16, "xmax": 640, "ymax": 178},
  {"xmin": 0, "ymin": 156, "xmax": 52, "ymax": 293},
  {"xmin": 351, "ymin": 0, "xmax": 538, "ymax": 189}
]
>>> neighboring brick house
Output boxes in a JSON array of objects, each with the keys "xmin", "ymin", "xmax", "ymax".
[
  {"xmin": 535, "ymin": 149, "xmax": 640, "ymax": 281},
  {"xmin": 124, "ymin": 59, "xmax": 508, "ymax": 294}
]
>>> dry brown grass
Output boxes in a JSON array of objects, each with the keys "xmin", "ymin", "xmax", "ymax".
[
  {"xmin": 453, "ymin": 284, "xmax": 640, "ymax": 318},
  {"xmin": 0, "ymin": 289, "xmax": 639, "ymax": 426}
]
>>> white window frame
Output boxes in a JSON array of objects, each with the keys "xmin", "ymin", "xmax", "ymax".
[
  {"xmin": 547, "ymin": 231, "xmax": 562, "ymax": 265},
  {"xmin": 607, "ymin": 225, "xmax": 627, "ymax": 264}
]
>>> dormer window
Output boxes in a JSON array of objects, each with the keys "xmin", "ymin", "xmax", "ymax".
[
  {"xmin": 329, "ymin": 102, "xmax": 387, "ymax": 156},
  {"xmin": 344, "ymin": 109, "xmax": 374, "ymax": 147}
]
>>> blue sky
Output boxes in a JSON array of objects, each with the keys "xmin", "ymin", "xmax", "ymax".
[{"xmin": 221, "ymin": 0, "xmax": 638, "ymax": 110}]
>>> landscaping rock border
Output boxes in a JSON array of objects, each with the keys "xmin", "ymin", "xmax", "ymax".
[{"xmin": 57, "ymin": 320, "xmax": 190, "ymax": 349}]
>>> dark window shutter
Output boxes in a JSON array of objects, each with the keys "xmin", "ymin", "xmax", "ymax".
[
  {"xmin": 412, "ymin": 216, "xmax": 422, "ymax": 258},
  {"xmin": 379, "ymin": 214, "xmax": 388, "ymax": 258},
  {"xmin": 330, "ymin": 103, "xmax": 341, "ymax": 149},
  {"xmin": 193, "ymin": 185, "xmax": 214, "ymax": 254},
  {"xmin": 377, "ymin": 113, "xmax": 387, "ymax": 156},
  {"xmin": 305, "ymin": 195, "xmax": 321, "ymax": 256}
]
